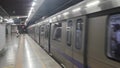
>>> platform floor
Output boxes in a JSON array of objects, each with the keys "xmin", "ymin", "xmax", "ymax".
[{"xmin": 0, "ymin": 34, "xmax": 61, "ymax": 68}]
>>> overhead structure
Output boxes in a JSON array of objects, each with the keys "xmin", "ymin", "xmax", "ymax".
[
  {"xmin": 0, "ymin": 6, "xmax": 9, "ymax": 18},
  {"xmin": 0, "ymin": 0, "xmax": 83, "ymax": 26},
  {"xmin": 26, "ymin": 0, "xmax": 83, "ymax": 26}
]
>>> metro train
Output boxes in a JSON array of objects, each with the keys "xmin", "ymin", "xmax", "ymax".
[{"xmin": 27, "ymin": 0, "xmax": 120, "ymax": 68}]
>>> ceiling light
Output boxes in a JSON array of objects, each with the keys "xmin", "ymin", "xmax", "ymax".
[
  {"xmin": 53, "ymin": 17, "xmax": 56, "ymax": 20},
  {"xmin": 8, "ymin": 19, "xmax": 14, "ymax": 23},
  {"xmin": 57, "ymin": 15, "xmax": 61, "ymax": 18},
  {"xmin": 72, "ymin": 8, "xmax": 81, "ymax": 12},
  {"xmin": 49, "ymin": 19, "xmax": 52, "ymax": 23},
  {"xmin": 17, "ymin": 17, "xmax": 19, "ymax": 19},
  {"xmin": 32, "ymin": 2, "xmax": 36, "ymax": 7},
  {"xmin": 4, "ymin": 19, "xmax": 8, "ymax": 21},
  {"xmin": 31, "ymin": 7, "xmax": 34, "ymax": 10},
  {"xmin": 86, "ymin": 0, "xmax": 100, "ymax": 7},
  {"xmin": 63, "ymin": 12, "xmax": 69, "ymax": 16}
]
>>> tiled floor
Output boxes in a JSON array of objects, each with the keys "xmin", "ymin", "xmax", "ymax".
[
  {"xmin": 0, "ymin": 34, "xmax": 61, "ymax": 68},
  {"xmin": 0, "ymin": 34, "xmax": 19, "ymax": 68}
]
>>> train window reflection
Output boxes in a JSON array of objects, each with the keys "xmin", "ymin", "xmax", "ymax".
[
  {"xmin": 75, "ymin": 19, "xmax": 83, "ymax": 49},
  {"xmin": 45, "ymin": 25, "xmax": 49, "ymax": 39},
  {"xmin": 66, "ymin": 20, "xmax": 72, "ymax": 46},
  {"xmin": 107, "ymin": 14, "xmax": 120, "ymax": 61},
  {"xmin": 53, "ymin": 23, "xmax": 62, "ymax": 41},
  {"xmin": 41, "ymin": 26, "xmax": 44, "ymax": 32}
]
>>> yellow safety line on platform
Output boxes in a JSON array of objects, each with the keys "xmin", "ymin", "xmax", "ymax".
[{"xmin": 15, "ymin": 35, "xmax": 24, "ymax": 68}]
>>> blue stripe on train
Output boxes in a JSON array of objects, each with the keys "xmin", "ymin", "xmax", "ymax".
[{"xmin": 52, "ymin": 47, "xmax": 83, "ymax": 68}]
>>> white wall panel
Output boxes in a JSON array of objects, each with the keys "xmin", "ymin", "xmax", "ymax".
[{"xmin": 0, "ymin": 23, "xmax": 6, "ymax": 51}]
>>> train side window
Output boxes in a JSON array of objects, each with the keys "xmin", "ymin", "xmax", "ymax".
[
  {"xmin": 66, "ymin": 20, "xmax": 72, "ymax": 46},
  {"xmin": 41, "ymin": 26, "xmax": 44, "ymax": 32},
  {"xmin": 107, "ymin": 14, "xmax": 120, "ymax": 61},
  {"xmin": 45, "ymin": 25, "xmax": 49, "ymax": 39},
  {"xmin": 75, "ymin": 19, "xmax": 83, "ymax": 49},
  {"xmin": 45, "ymin": 25, "xmax": 48, "ymax": 39},
  {"xmin": 53, "ymin": 23, "xmax": 62, "ymax": 41}
]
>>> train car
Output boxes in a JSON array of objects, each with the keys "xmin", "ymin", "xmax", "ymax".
[{"xmin": 28, "ymin": 0, "xmax": 120, "ymax": 68}]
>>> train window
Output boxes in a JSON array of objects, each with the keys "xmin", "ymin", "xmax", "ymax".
[
  {"xmin": 107, "ymin": 14, "xmax": 120, "ymax": 61},
  {"xmin": 45, "ymin": 25, "xmax": 49, "ymax": 39},
  {"xmin": 75, "ymin": 19, "xmax": 83, "ymax": 49},
  {"xmin": 66, "ymin": 20, "xmax": 72, "ymax": 46},
  {"xmin": 41, "ymin": 26, "xmax": 44, "ymax": 32},
  {"xmin": 53, "ymin": 23, "xmax": 62, "ymax": 41}
]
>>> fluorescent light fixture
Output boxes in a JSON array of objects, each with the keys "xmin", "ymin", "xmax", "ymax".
[
  {"xmin": 55, "ymin": 23, "xmax": 59, "ymax": 25},
  {"xmin": 49, "ymin": 19, "xmax": 52, "ymax": 23},
  {"xmin": 28, "ymin": 11, "xmax": 32, "ymax": 17},
  {"xmin": 8, "ymin": 19, "xmax": 14, "ymax": 23},
  {"xmin": 53, "ymin": 17, "xmax": 56, "ymax": 20},
  {"xmin": 53, "ymin": 17, "xmax": 57, "ymax": 22},
  {"xmin": 86, "ymin": 0, "xmax": 100, "ymax": 7},
  {"xmin": 72, "ymin": 8, "xmax": 81, "ymax": 12},
  {"xmin": 57, "ymin": 15, "xmax": 61, "ymax": 18},
  {"xmin": 63, "ymin": 12, "xmax": 69, "ymax": 16},
  {"xmin": 32, "ymin": 2, "xmax": 36, "ymax": 7},
  {"xmin": 28, "ymin": 7, "xmax": 34, "ymax": 17},
  {"xmin": 31, "ymin": 7, "xmax": 34, "ymax": 10},
  {"xmin": 12, "ymin": 24, "xmax": 16, "ymax": 25},
  {"xmin": 17, "ymin": 17, "xmax": 19, "ymax": 19},
  {"xmin": 4, "ymin": 19, "xmax": 8, "ymax": 21}
]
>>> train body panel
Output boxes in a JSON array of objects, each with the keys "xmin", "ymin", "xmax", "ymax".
[
  {"xmin": 44, "ymin": 24, "xmax": 50, "ymax": 52},
  {"xmin": 35, "ymin": 26, "xmax": 40, "ymax": 44},
  {"xmin": 40, "ymin": 25, "xmax": 45, "ymax": 48}
]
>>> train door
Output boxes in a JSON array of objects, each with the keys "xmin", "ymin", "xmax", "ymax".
[
  {"xmin": 36, "ymin": 26, "xmax": 39, "ymax": 44},
  {"xmin": 44, "ymin": 24, "xmax": 51, "ymax": 53},
  {"xmin": 35, "ymin": 27, "xmax": 37, "ymax": 42},
  {"xmin": 64, "ymin": 19, "xmax": 74, "ymax": 68},
  {"xmin": 86, "ymin": 15, "xmax": 108, "ymax": 68},
  {"xmin": 72, "ymin": 16, "xmax": 86, "ymax": 68},
  {"xmin": 33, "ymin": 27, "xmax": 35, "ymax": 40},
  {"xmin": 39, "ymin": 26, "xmax": 41, "ymax": 45},
  {"xmin": 50, "ymin": 21, "xmax": 65, "ymax": 66},
  {"xmin": 40, "ymin": 25, "xmax": 45, "ymax": 48},
  {"xmin": 86, "ymin": 14, "xmax": 120, "ymax": 68},
  {"xmin": 48, "ymin": 23, "xmax": 51, "ymax": 53}
]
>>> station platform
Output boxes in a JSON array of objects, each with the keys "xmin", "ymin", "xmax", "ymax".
[{"xmin": 0, "ymin": 34, "xmax": 61, "ymax": 68}]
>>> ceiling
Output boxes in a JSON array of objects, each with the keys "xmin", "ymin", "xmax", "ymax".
[
  {"xmin": 0, "ymin": 0, "xmax": 32, "ymax": 16},
  {"xmin": 0, "ymin": 0, "xmax": 83, "ymax": 25},
  {"xmin": 28, "ymin": 0, "xmax": 83, "ymax": 26}
]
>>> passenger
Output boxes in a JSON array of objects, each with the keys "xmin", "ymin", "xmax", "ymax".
[{"xmin": 16, "ymin": 29, "xmax": 20, "ymax": 37}]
